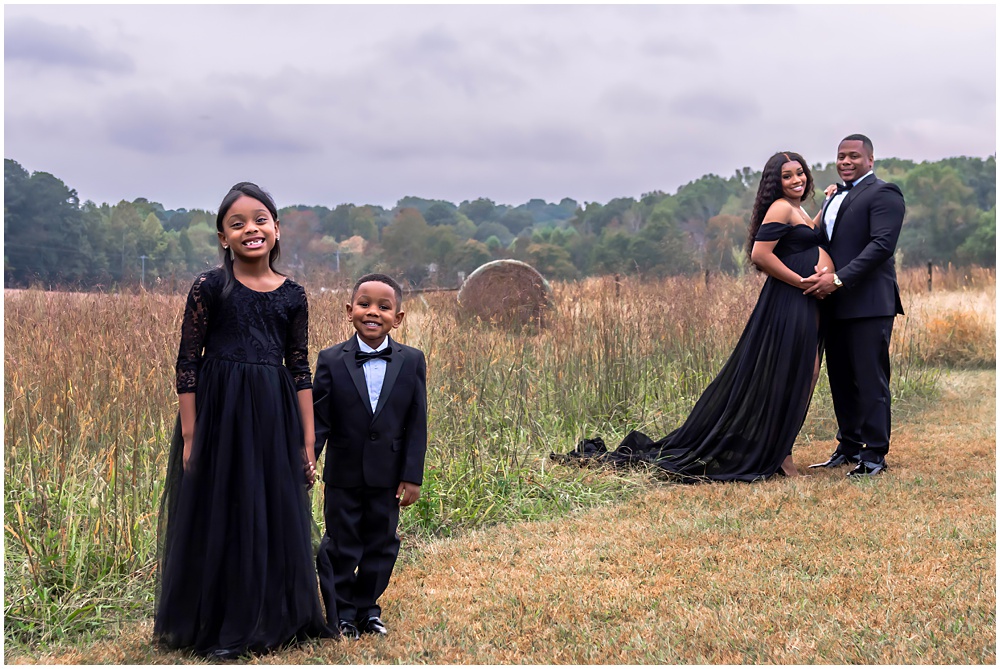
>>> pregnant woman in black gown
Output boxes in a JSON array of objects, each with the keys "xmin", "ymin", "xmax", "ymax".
[{"xmin": 554, "ymin": 152, "xmax": 833, "ymax": 481}]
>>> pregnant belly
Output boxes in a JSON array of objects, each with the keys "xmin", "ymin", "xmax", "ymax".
[{"xmin": 780, "ymin": 246, "xmax": 821, "ymax": 278}]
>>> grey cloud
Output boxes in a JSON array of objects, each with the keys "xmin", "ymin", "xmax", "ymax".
[
  {"xmin": 492, "ymin": 36, "xmax": 566, "ymax": 69},
  {"xmin": 341, "ymin": 119, "xmax": 605, "ymax": 166},
  {"xmin": 409, "ymin": 25, "xmax": 462, "ymax": 55},
  {"xmin": 638, "ymin": 37, "xmax": 713, "ymax": 61},
  {"xmin": 3, "ymin": 4, "xmax": 993, "ymax": 212},
  {"xmin": 668, "ymin": 92, "xmax": 759, "ymax": 125},
  {"xmin": 219, "ymin": 134, "xmax": 316, "ymax": 156},
  {"xmin": 4, "ymin": 16, "xmax": 133, "ymax": 73},
  {"xmin": 384, "ymin": 25, "xmax": 525, "ymax": 99},
  {"xmin": 452, "ymin": 123, "xmax": 605, "ymax": 163},
  {"xmin": 598, "ymin": 84, "xmax": 668, "ymax": 116},
  {"xmin": 99, "ymin": 90, "xmax": 316, "ymax": 157}
]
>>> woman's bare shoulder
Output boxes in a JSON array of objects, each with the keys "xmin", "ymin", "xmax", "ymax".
[{"xmin": 762, "ymin": 199, "xmax": 794, "ymax": 223}]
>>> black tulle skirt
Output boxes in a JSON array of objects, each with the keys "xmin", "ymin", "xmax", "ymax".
[{"xmin": 154, "ymin": 358, "xmax": 335, "ymax": 658}]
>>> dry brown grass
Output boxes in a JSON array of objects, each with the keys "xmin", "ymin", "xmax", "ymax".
[
  {"xmin": 897, "ymin": 265, "xmax": 996, "ymax": 294},
  {"xmin": 900, "ymin": 283, "xmax": 996, "ymax": 368},
  {"xmin": 7, "ymin": 369, "xmax": 994, "ymax": 664},
  {"xmin": 4, "ymin": 270, "xmax": 994, "ymax": 664}
]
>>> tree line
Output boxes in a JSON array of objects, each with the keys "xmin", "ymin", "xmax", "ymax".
[{"xmin": 4, "ymin": 155, "xmax": 995, "ymax": 291}]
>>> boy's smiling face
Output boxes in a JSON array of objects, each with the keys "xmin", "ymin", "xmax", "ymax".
[{"xmin": 347, "ymin": 280, "xmax": 404, "ymax": 348}]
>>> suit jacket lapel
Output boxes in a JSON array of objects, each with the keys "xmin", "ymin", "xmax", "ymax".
[
  {"xmin": 372, "ymin": 337, "xmax": 403, "ymax": 422},
  {"xmin": 341, "ymin": 336, "xmax": 374, "ymax": 417},
  {"xmin": 831, "ymin": 173, "xmax": 876, "ymax": 242}
]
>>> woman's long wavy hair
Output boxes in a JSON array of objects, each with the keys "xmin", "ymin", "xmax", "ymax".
[
  {"xmin": 746, "ymin": 151, "xmax": 814, "ymax": 260},
  {"xmin": 215, "ymin": 182, "xmax": 284, "ymax": 298}
]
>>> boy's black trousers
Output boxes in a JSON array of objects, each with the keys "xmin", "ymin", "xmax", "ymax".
[{"xmin": 316, "ymin": 485, "xmax": 401, "ymax": 625}]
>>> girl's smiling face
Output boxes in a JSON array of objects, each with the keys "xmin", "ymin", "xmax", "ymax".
[
  {"xmin": 347, "ymin": 280, "xmax": 404, "ymax": 348},
  {"xmin": 217, "ymin": 195, "xmax": 280, "ymax": 262}
]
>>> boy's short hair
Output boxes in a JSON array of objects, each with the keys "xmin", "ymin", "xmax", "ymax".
[{"xmin": 352, "ymin": 273, "xmax": 403, "ymax": 309}]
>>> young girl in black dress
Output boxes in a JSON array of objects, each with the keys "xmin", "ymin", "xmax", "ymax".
[{"xmin": 155, "ymin": 182, "xmax": 335, "ymax": 658}]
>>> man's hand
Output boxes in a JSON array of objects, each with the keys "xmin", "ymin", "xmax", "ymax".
[
  {"xmin": 801, "ymin": 270, "xmax": 838, "ymax": 299},
  {"xmin": 396, "ymin": 481, "xmax": 421, "ymax": 507}
]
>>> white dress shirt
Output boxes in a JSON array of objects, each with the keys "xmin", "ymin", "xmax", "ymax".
[
  {"xmin": 824, "ymin": 170, "xmax": 873, "ymax": 240},
  {"xmin": 357, "ymin": 335, "xmax": 389, "ymax": 412}
]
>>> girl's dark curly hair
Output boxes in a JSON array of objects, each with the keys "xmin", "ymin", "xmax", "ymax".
[{"xmin": 746, "ymin": 151, "xmax": 814, "ymax": 259}]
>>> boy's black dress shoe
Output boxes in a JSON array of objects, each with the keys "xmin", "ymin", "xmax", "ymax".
[
  {"xmin": 847, "ymin": 460, "xmax": 887, "ymax": 478},
  {"xmin": 808, "ymin": 451, "xmax": 861, "ymax": 468},
  {"xmin": 338, "ymin": 621, "xmax": 361, "ymax": 640},
  {"xmin": 359, "ymin": 616, "xmax": 388, "ymax": 636}
]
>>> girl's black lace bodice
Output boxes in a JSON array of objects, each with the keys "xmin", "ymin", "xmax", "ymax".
[{"xmin": 175, "ymin": 268, "xmax": 311, "ymax": 394}]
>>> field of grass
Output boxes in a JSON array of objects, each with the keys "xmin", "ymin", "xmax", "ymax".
[{"xmin": 3, "ymin": 266, "xmax": 995, "ymax": 663}]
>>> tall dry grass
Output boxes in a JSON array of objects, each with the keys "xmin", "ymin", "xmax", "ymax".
[
  {"xmin": 2, "ymin": 267, "xmax": 984, "ymax": 652},
  {"xmin": 4, "ymin": 290, "xmax": 176, "ymax": 642},
  {"xmin": 896, "ymin": 264, "xmax": 995, "ymax": 294},
  {"xmin": 902, "ymin": 299, "xmax": 995, "ymax": 371}
]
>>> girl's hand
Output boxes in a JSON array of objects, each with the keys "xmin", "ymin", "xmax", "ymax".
[
  {"xmin": 304, "ymin": 460, "xmax": 317, "ymax": 490},
  {"xmin": 824, "ymin": 184, "xmax": 837, "ymax": 199},
  {"xmin": 182, "ymin": 439, "xmax": 193, "ymax": 472}
]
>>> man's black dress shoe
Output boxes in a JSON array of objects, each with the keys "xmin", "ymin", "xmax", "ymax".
[
  {"xmin": 359, "ymin": 616, "xmax": 388, "ymax": 636},
  {"xmin": 808, "ymin": 452, "xmax": 861, "ymax": 468},
  {"xmin": 847, "ymin": 460, "xmax": 887, "ymax": 478},
  {"xmin": 338, "ymin": 620, "xmax": 361, "ymax": 640}
]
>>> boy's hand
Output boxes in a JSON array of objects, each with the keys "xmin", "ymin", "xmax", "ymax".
[{"xmin": 396, "ymin": 481, "xmax": 421, "ymax": 507}]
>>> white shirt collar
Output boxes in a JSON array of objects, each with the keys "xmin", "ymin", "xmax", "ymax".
[
  {"xmin": 357, "ymin": 334, "xmax": 389, "ymax": 353},
  {"xmin": 852, "ymin": 170, "xmax": 874, "ymax": 187}
]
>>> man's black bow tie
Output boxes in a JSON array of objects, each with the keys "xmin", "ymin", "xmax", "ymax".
[
  {"xmin": 836, "ymin": 182, "xmax": 854, "ymax": 194},
  {"xmin": 356, "ymin": 348, "xmax": 392, "ymax": 366}
]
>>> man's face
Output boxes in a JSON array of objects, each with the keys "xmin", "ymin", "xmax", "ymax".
[{"xmin": 836, "ymin": 140, "xmax": 874, "ymax": 184}]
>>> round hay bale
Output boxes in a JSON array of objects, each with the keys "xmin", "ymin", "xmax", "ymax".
[{"xmin": 457, "ymin": 259, "xmax": 553, "ymax": 328}]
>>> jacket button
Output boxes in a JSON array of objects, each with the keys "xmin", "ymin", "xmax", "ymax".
[{"xmin": 369, "ymin": 432, "xmax": 378, "ymax": 440}]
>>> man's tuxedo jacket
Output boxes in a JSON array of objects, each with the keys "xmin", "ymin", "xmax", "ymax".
[{"xmin": 821, "ymin": 172, "xmax": 906, "ymax": 320}]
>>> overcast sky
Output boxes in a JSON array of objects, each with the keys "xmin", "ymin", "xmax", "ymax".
[{"xmin": 4, "ymin": 3, "xmax": 996, "ymax": 213}]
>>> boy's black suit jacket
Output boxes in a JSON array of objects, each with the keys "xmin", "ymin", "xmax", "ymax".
[
  {"xmin": 821, "ymin": 172, "xmax": 906, "ymax": 320},
  {"xmin": 313, "ymin": 335, "xmax": 427, "ymax": 488}
]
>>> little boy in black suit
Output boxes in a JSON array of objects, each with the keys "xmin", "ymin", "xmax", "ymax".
[{"xmin": 313, "ymin": 273, "xmax": 427, "ymax": 638}]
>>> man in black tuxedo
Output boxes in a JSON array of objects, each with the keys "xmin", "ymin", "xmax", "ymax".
[
  {"xmin": 313, "ymin": 273, "xmax": 427, "ymax": 638},
  {"xmin": 803, "ymin": 134, "xmax": 905, "ymax": 477}
]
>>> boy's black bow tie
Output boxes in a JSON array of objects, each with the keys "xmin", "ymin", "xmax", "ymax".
[
  {"xmin": 356, "ymin": 348, "xmax": 392, "ymax": 366},
  {"xmin": 836, "ymin": 182, "xmax": 854, "ymax": 193}
]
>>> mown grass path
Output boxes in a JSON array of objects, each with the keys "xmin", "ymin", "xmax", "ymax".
[{"xmin": 8, "ymin": 370, "xmax": 995, "ymax": 665}]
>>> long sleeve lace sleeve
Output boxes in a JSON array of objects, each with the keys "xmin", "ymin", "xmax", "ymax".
[
  {"xmin": 285, "ymin": 284, "xmax": 312, "ymax": 391},
  {"xmin": 175, "ymin": 274, "xmax": 212, "ymax": 394}
]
